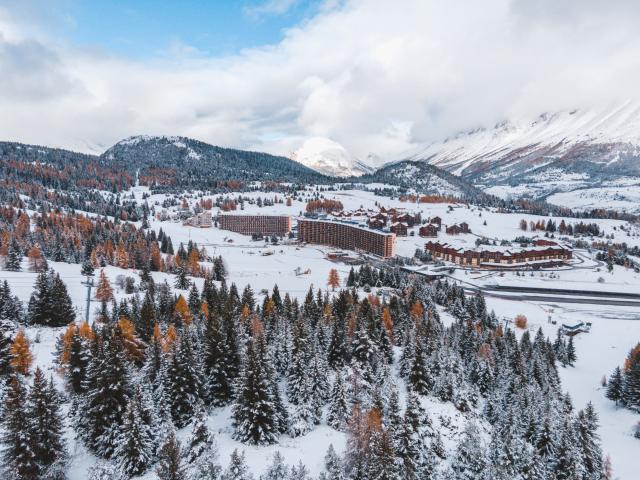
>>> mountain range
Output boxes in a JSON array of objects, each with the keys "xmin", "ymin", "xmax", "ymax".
[{"xmin": 297, "ymin": 103, "xmax": 640, "ymax": 213}]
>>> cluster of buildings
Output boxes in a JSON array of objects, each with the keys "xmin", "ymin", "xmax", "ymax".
[
  {"xmin": 181, "ymin": 207, "xmax": 572, "ymax": 267},
  {"xmin": 424, "ymin": 239, "xmax": 572, "ymax": 268}
]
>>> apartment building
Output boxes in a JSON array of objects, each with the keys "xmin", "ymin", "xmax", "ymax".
[
  {"xmin": 218, "ymin": 214, "xmax": 292, "ymax": 236},
  {"xmin": 298, "ymin": 219, "xmax": 396, "ymax": 258}
]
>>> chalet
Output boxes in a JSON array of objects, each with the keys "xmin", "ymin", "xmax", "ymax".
[
  {"xmin": 395, "ymin": 213, "xmax": 417, "ymax": 227},
  {"xmin": 390, "ymin": 222, "xmax": 408, "ymax": 236},
  {"xmin": 368, "ymin": 218, "xmax": 386, "ymax": 230},
  {"xmin": 419, "ymin": 224, "xmax": 439, "ymax": 238},
  {"xmin": 430, "ymin": 216, "xmax": 442, "ymax": 229},
  {"xmin": 446, "ymin": 222, "xmax": 470, "ymax": 235}
]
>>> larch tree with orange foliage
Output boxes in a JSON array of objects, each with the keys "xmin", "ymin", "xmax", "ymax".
[
  {"xmin": 27, "ymin": 245, "xmax": 46, "ymax": 272},
  {"xmin": 328, "ymin": 268, "xmax": 341, "ymax": 291},
  {"xmin": 174, "ymin": 295, "xmax": 193, "ymax": 327},
  {"xmin": 95, "ymin": 269, "xmax": 114, "ymax": 303},
  {"xmin": 410, "ymin": 300, "xmax": 424, "ymax": 322},
  {"xmin": 10, "ymin": 330, "xmax": 33, "ymax": 375},
  {"xmin": 381, "ymin": 307, "xmax": 394, "ymax": 344}
]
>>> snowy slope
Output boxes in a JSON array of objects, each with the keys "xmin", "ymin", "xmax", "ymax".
[
  {"xmin": 290, "ymin": 137, "xmax": 374, "ymax": 177},
  {"xmin": 406, "ymin": 102, "xmax": 640, "ymax": 178},
  {"xmin": 394, "ymin": 102, "xmax": 640, "ymax": 211}
]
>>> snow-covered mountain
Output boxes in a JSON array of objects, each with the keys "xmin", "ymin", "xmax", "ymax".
[
  {"xmin": 401, "ymin": 102, "xmax": 640, "ymax": 213},
  {"xmin": 290, "ymin": 137, "xmax": 374, "ymax": 177}
]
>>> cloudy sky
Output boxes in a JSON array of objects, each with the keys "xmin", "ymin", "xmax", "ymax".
[{"xmin": 1, "ymin": 0, "xmax": 639, "ymax": 160}]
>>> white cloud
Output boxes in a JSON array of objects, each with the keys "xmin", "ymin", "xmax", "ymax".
[
  {"xmin": 244, "ymin": 0, "xmax": 300, "ymax": 18},
  {"xmin": 1, "ymin": 0, "xmax": 640, "ymax": 161}
]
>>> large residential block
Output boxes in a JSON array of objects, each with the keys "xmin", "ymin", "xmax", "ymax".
[
  {"xmin": 425, "ymin": 240, "xmax": 572, "ymax": 268},
  {"xmin": 298, "ymin": 219, "xmax": 396, "ymax": 258},
  {"xmin": 218, "ymin": 214, "xmax": 292, "ymax": 236}
]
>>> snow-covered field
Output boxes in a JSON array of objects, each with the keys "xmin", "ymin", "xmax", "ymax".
[{"xmin": 3, "ymin": 184, "xmax": 640, "ymax": 479}]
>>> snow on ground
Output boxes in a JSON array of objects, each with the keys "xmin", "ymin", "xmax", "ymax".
[
  {"xmin": 483, "ymin": 296, "xmax": 640, "ymax": 480},
  {"xmin": 4, "ymin": 185, "xmax": 640, "ymax": 478}
]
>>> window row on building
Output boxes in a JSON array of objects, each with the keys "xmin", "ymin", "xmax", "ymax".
[
  {"xmin": 298, "ymin": 219, "xmax": 396, "ymax": 258},
  {"xmin": 217, "ymin": 214, "xmax": 292, "ymax": 236}
]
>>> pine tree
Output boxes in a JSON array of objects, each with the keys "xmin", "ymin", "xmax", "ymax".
[
  {"xmin": 81, "ymin": 259, "xmax": 95, "ymax": 277},
  {"xmin": 448, "ymin": 422, "xmax": 486, "ymax": 480},
  {"xmin": 174, "ymin": 261, "xmax": 191, "ymax": 290},
  {"xmin": 1, "ymin": 376, "xmax": 38, "ymax": 479},
  {"xmin": 186, "ymin": 402, "xmax": 214, "ymax": 464},
  {"xmin": 576, "ymin": 403, "xmax": 603, "ymax": 480},
  {"xmin": 88, "ymin": 461, "xmax": 128, "ymax": 480},
  {"xmin": 319, "ymin": 444, "xmax": 344, "ymax": 480},
  {"xmin": 289, "ymin": 461, "xmax": 312, "ymax": 480},
  {"xmin": 137, "ymin": 291, "xmax": 156, "ymax": 342},
  {"xmin": 156, "ymin": 431, "xmax": 186, "ymax": 480},
  {"xmin": 28, "ymin": 270, "xmax": 51, "ymax": 326},
  {"xmin": 396, "ymin": 390, "xmax": 433, "ymax": 479},
  {"xmin": 260, "ymin": 451, "xmax": 289, "ymax": 480},
  {"xmin": 203, "ymin": 314, "xmax": 233, "ymax": 406},
  {"xmin": 49, "ymin": 273, "xmax": 76, "ymax": 327},
  {"xmin": 566, "ymin": 336, "xmax": 577, "ymax": 366},
  {"xmin": 0, "ymin": 327, "xmax": 12, "ymax": 377},
  {"xmin": 327, "ymin": 372, "xmax": 349, "ymax": 430},
  {"xmin": 222, "ymin": 449, "xmax": 253, "ymax": 480},
  {"xmin": 606, "ymin": 366, "xmax": 623, "ymax": 405},
  {"xmin": 232, "ymin": 329, "xmax": 280, "ymax": 445},
  {"xmin": 5, "ymin": 239, "xmax": 22, "ymax": 271},
  {"xmin": 165, "ymin": 334, "xmax": 202, "ymax": 428},
  {"xmin": 78, "ymin": 327, "xmax": 131, "ymax": 458},
  {"xmin": 28, "ymin": 369, "xmax": 67, "ymax": 477},
  {"xmin": 115, "ymin": 388, "xmax": 156, "ymax": 476}
]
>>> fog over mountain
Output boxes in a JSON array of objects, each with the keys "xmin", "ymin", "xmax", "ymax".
[{"xmin": 2, "ymin": 1, "xmax": 640, "ymax": 165}]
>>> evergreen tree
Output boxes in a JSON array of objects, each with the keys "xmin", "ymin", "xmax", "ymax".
[
  {"xmin": 81, "ymin": 259, "xmax": 95, "ymax": 277},
  {"xmin": 174, "ymin": 262, "xmax": 191, "ymax": 290},
  {"xmin": 566, "ymin": 336, "xmax": 577, "ymax": 366},
  {"xmin": 289, "ymin": 461, "xmax": 312, "ymax": 480},
  {"xmin": 165, "ymin": 334, "xmax": 202, "ymax": 428},
  {"xmin": 222, "ymin": 449, "xmax": 253, "ymax": 480},
  {"xmin": 203, "ymin": 314, "xmax": 233, "ymax": 406},
  {"xmin": 232, "ymin": 329, "xmax": 280, "ymax": 445},
  {"xmin": 396, "ymin": 390, "xmax": 433, "ymax": 479},
  {"xmin": 186, "ymin": 402, "xmax": 214, "ymax": 464},
  {"xmin": 606, "ymin": 366, "xmax": 623, "ymax": 405},
  {"xmin": 115, "ymin": 388, "xmax": 156, "ymax": 476},
  {"xmin": 78, "ymin": 327, "xmax": 131, "ymax": 458},
  {"xmin": 1, "ymin": 377, "xmax": 38, "ymax": 480},
  {"xmin": 318, "ymin": 444, "xmax": 344, "ymax": 480},
  {"xmin": 5, "ymin": 240, "xmax": 22, "ymax": 271},
  {"xmin": 0, "ymin": 328, "xmax": 13, "ymax": 378},
  {"xmin": 327, "ymin": 372, "xmax": 349, "ymax": 430},
  {"xmin": 49, "ymin": 273, "xmax": 76, "ymax": 327},
  {"xmin": 137, "ymin": 291, "xmax": 156, "ymax": 343},
  {"xmin": 447, "ymin": 422, "xmax": 486, "ymax": 480},
  {"xmin": 260, "ymin": 452, "xmax": 289, "ymax": 480},
  {"xmin": 156, "ymin": 431, "xmax": 186, "ymax": 480},
  {"xmin": 65, "ymin": 328, "xmax": 91, "ymax": 394},
  {"xmin": 88, "ymin": 461, "xmax": 128, "ymax": 480},
  {"xmin": 28, "ymin": 370, "xmax": 67, "ymax": 477},
  {"xmin": 576, "ymin": 403, "xmax": 603, "ymax": 480}
]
